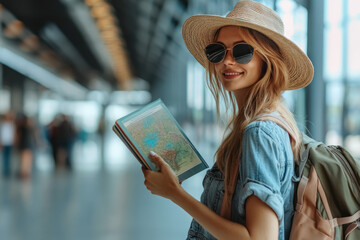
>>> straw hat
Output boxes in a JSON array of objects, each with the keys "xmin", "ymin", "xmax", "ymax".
[{"xmin": 182, "ymin": 0, "xmax": 313, "ymax": 90}]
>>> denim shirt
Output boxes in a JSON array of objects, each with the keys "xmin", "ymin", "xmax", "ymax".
[{"xmin": 187, "ymin": 120, "xmax": 295, "ymax": 240}]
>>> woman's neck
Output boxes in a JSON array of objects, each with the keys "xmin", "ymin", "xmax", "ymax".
[{"xmin": 233, "ymin": 88, "xmax": 250, "ymax": 112}]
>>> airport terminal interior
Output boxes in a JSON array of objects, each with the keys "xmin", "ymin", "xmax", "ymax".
[{"xmin": 0, "ymin": 0, "xmax": 359, "ymax": 239}]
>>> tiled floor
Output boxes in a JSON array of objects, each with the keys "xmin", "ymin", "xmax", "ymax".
[{"xmin": 0, "ymin": 125, "xmax": 218, "ymax": 240}]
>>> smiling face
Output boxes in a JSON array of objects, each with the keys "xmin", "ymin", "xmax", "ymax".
[{"xmin": 214, "ymin": 26, "xmax": 264, "ymax": 93}]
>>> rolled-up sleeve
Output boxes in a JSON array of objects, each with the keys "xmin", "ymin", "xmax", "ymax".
[{"xmin": 238, "ymin": 122, "xmax": 284, "ymax": 221}]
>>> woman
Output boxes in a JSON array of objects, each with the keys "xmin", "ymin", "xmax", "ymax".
[{"xmin": 142, "ymin": 1, "xmax": 314, "ymax": 239}]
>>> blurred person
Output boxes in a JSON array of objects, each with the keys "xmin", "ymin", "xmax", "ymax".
[
  {"xmin": 16, "ymin": 114, "xmax": 37, "ymax": 179},
  {"xmin": 47, "ymin": 114, "xmax": 77, "ymax": 170},
  {"xmin": 46, "ymin": 115, "xmax": 61, "ymax": 167},
  {"xmin": 0, "ymin": 111, "xmax": 16, "ymax": 177},
  {"xmin": 97, "ymin": 114, "xmax": 106, "ymax": 163},
  {"xmin": 141, "ymin": 1, "xmax": 314, "ymax": 239},
  {"xmin": 57, "ymin": 114, "xmax": 77, "ymax": 170}
]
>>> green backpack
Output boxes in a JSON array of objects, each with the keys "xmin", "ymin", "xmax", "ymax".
[
  {"xmin": 256, "ymin": 114, "xmax": 360, "ymax": 240},
  {"xmin": 290, "ymin": 134, "xmax": 360, "ymax": 240}
]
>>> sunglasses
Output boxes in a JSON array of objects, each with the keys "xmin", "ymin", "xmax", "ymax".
[{"xmin": 205, "ymin": 43, "xmax": 254, "ymax": 64}]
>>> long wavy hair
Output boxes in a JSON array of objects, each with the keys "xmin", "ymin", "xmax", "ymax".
[{"xmin": 205, "ymin": 27, "xmax": 302, "ymax": 216}]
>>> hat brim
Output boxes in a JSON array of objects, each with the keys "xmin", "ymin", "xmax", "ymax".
[{"xmin": 182, "ymin": 15, "xmax": 314, "ymax": 90}]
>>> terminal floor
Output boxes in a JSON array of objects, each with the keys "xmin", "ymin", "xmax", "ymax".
[{"xmin": 0, "ymin": 128, "xmax": 217, "ymax": 240}]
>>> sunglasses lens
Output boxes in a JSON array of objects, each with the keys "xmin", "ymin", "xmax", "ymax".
[
  {"xmin": 205, "ymin": 44, "xmax": 226, "ymax": 63},
  {"xmin": 233, "ymin": 44, "xmax": 254, "ymax": 64}
]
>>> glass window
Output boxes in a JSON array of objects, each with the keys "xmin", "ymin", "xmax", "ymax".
[
  {"xmin": 324, "ymin": 0, "xmax": 343, "ymax": 24},
  {"xmin": 186, "ymin": 61, "xmax": 205, "ymax": 111},
  {"xmin": 347, "ymin": 20, "xmax": 360, "ymax": 80},
  {"xmin": 276, "ymin": 0, "xmax": 308, "ymax": 127},
  {"xmin": 0, "ymin": 89, "xmax": 11, "ymax": 113},
  {"xmin": 257, "ymin": 0, "xmax": 275, "ymax": 9},
  {"xmin": 323, "ymin": 26, "xmax": 343, "ymax": 81},
  {"xmin": 324, "ymin": 0, "xmax": 360, "ymax": 157},
  {"xmin": 348, "ymin": 0, "xmax": 360, "ymax": 19},
  {"xmin": 326, "ymin": 82, "xmax": 344, "ymax": 138},
  {"xmin": 277, "ymin": 0, "xmax": 308, "ymax": 52}
]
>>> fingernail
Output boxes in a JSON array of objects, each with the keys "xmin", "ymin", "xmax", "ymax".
[{"xmin": 150, "ymin": 151, "xmax": 156, "ymax": 156}]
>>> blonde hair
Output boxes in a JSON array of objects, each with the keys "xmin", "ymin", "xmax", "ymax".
[{"xmin": 205, "ymin": 27, "xmax": 301, "ymax": 216}]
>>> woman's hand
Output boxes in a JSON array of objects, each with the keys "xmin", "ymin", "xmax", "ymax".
[{"xmin": 141, "ymin": 151, "xmax": 182, "ymax": 200}]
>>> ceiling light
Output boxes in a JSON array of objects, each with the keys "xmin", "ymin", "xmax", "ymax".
[{"xmin": 3, "ymin": 20, "xmax": 24, "ymax": 38}]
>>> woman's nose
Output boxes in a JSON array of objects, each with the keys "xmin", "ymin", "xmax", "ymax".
[{"xmin": 222, "ymin": 49, "xmax": 235, "ymax": 65}]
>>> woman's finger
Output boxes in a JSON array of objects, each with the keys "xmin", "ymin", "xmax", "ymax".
[
  {"xmin": 141, "ymin": 166, "xmax": 147, "ymax": 176},
  {"xmin": 149, "ymin": 151, "xmax": 167, "ymax": 169}
]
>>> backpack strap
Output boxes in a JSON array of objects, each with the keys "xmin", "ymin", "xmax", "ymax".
[
  {"xmin": 254, "ymin": 113, "xmax": 323, "ymax": 182},
  {"xmin": 330, "ymin": 210, "xmax": 360, "ymax": 239},
  {"xmin": 254, "ymin": 112, "xmax": 296, "ymax": 140},
  {"xmin": 345, "ymin": 216, "xmax": 360, "ymax": 239},
  {"xmin": 294, "ymin": 135, "xmax": 322, "ymax": 181},
  {"xmin": 295, "ymin": 166, "xmax": 360, "ymax": 239},
  {"xmin": 255, "ymin": 113, "xmax": 305, "ymax": 181}
]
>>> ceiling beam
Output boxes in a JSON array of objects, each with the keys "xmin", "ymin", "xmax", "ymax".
[{"xmin": 0, "ymin": 38, "xmax": 88, "ymax": 100}]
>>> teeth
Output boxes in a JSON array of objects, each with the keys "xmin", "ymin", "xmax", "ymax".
[{"xmin": 224, "ymin": 72, "xmax": 240, "ymax": 75}]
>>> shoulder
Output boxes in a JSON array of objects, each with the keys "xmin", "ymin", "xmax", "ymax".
[{"xmin": 243, "ymin": 120, "xmax": 289, "ymax": 146}]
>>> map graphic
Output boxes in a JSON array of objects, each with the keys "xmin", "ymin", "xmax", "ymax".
[{"xmin": 123, "ymin": 104, "xmax": 201, "ymax": 176}]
